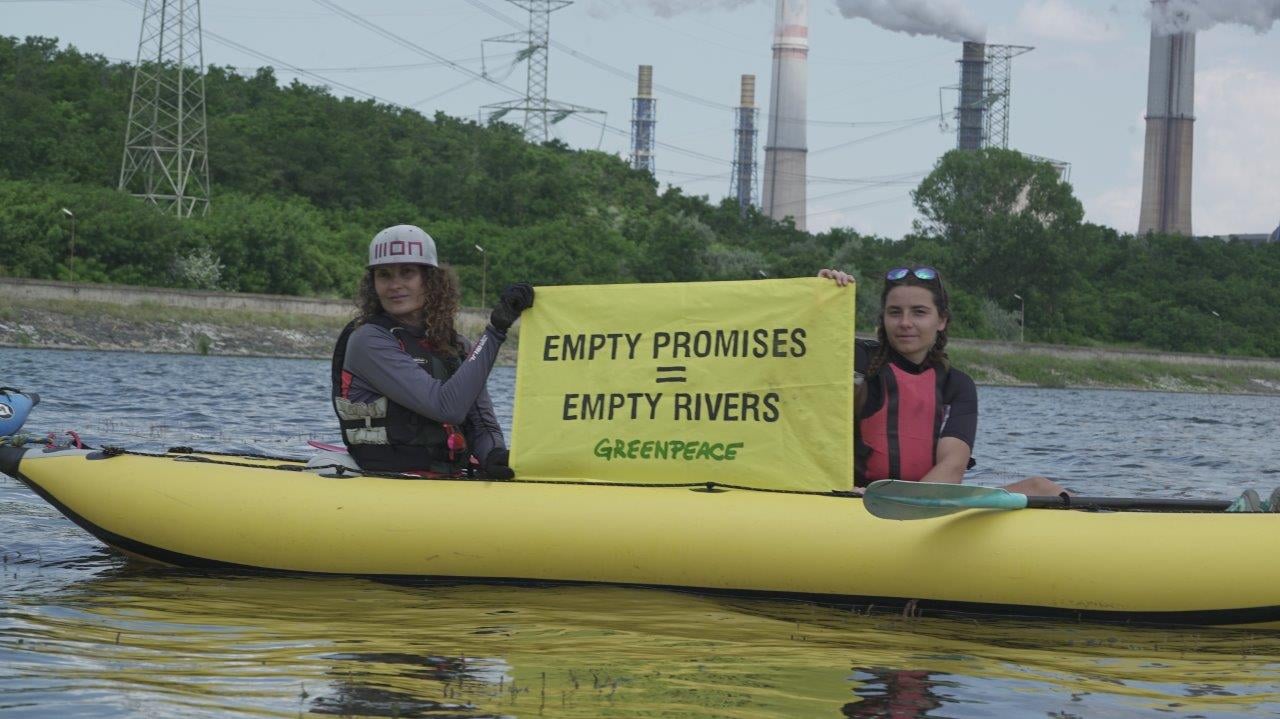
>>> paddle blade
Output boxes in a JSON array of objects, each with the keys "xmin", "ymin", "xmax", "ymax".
[{"xmin": 862, "ymin": 480, "xmax": 1029, "ymax": 520}]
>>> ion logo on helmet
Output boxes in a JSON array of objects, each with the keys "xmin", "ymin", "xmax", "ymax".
[{"xmin": 367, "ymin": 225, "xmax": 439, "ymax": 268}]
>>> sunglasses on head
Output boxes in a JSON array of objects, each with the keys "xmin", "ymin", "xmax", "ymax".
[{"xmin": 885, "ymin": 266, "xmax": 939, "ymax": 282}]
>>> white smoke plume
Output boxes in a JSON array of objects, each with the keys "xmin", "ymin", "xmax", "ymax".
[
  {"xmin": 587, "ymin": 0, "xmax": 757, "ymax": 19},
  {"xmin": 834, "ymin": 0, "xmax": 985, "ymax": 42},
  {"xmin": 1151, "ymin": 0, "xmax": 1280, "ymax": 34}
]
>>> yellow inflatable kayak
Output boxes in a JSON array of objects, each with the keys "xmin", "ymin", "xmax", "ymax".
[{"xmin": 4, "ymin": 444, "xmax": 1279, "ymax": 630}]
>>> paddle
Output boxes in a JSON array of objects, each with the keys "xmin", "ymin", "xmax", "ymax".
[{"xmin": 862, "ymin": 479, "xmax": 1234, "ymax": 520}]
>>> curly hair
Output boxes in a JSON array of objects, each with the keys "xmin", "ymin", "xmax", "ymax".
[
  {"xmin": 355, "ymin": 263, "xmax": 462, "ymax": 356},
  {"xmin": 864, "ymin": 265, "xmax": 951, "ymax": 380}
]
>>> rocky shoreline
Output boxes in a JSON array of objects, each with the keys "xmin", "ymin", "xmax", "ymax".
[
  {"xmin": 1, "ymin": 303, "xmax": 343, "ymax": 358},
  {"xmin": 0, "ymin": 300, "xmax": 504, "ymax": 362},
  {"xmin": 3, "ymin": 299, "xmax": 1280, "ymax": 395}
]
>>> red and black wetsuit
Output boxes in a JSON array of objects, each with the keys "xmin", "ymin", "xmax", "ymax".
[{"xmin": 855, "ymin": 340, "xmax": 977, "ymax": 487}]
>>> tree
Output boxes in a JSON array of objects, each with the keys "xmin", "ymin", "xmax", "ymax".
[{"xmin": 911, "ymin": 149, "xmax": 1087, "ymax": 340}]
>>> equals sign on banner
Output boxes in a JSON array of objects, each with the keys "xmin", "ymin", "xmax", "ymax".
[{"xmin": 655, "ymin": 366, "xmax": 687, "ymax": 383}]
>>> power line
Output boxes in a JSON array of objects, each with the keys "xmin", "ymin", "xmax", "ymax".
[
  {"xmin": 116, "ymin": 0, "xmax": 404, "ymax": 107},
  {"xmin": 463, "ymin": 0, "xmax": 944, "ymax": 127},
  {"xmin": 109, "ymin": 0, "xmax": 929, "ymax": 208},
  {"xmin": 224, "ymin": 54, "xmax": 517, "ymax": 75},
  {"xmin": 310, "ymin": 0, "xmax": 603, "ymax": 141},
  {"xmin": 465, "ymin": 0, "xmax": 730, "ymax": 111},
  {"xmin": 656, "ymin": 169, "xmax": 731, "ymax": 184},
  {"xmin": 409, "ymin": 76, "xmax": 487, "ymax": 108},
  {"xmin": 463, "ymin": 0, "xmax": 523, "ymax": 27},
  {"xmin": 806, "ymin": 175, "xmax": 924, "ymax": 203},
  {"xmin": 807, "ymin": 194, "xmax": 912, "ymax": 220},
  {"xmin": 567, "ymin": 111, "xmax": 730, "ymax": 166},
  {"xmin": 549, "ymin": 32, "xmax": 941, "ymax": 127},
  {"xmin": 805, "ymin": 170, "xmax": 926, "ymax": 186},
  {"xmin": 809, "ymin": 115, "xmax": 939, "ymax": 155},
  {"xmin": 309, "ymin": 0, "xmax": 524, "ymax": 100}
]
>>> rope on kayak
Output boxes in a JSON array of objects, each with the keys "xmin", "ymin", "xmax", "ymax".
[
  {"xmin": 1, "ymin": 431, "xmax": 83, "ymax": 449},
  {"xmin": 0, "ymin": 433, "xmax": 44, "ymax": 447},
  {"xmin": 49, "ymin": 430, "xmax": 83, "ymax": 449},
  {"xmin": 99, "ymin": 446, "xmax": 861, "ymax": 498}
]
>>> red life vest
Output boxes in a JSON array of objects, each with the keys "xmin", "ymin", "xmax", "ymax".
[{"xmin": 859, "ymin": 361, "xmax": 944, "ymax": 483}]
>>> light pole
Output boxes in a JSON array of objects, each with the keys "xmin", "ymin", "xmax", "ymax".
[
  {"xmin": 474, "ymin": 244, "xmax": 487, "ymax": 307},
  {"xmin": 1013, "ymin": 293, "xmax": 1025, "ymax": 343},
  {"xmin": 60, "ymin": 208, "xmax": 76, "ymax": 283},
  {"xmin": 1210, "ymin": 310, "xmax": 1221, "ymax": 347}
]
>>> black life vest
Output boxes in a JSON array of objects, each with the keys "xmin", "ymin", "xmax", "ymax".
[{"xmin": 330, "ymin": 314, "xmax": 467, "ymax": 474}]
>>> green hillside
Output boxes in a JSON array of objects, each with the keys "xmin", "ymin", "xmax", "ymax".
[{"xmin": 2, "ymin": 36, "xmax": 1278, "ymax": 355}]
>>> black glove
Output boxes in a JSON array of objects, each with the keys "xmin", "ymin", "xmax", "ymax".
[
  {"xmin": 489, "ymin": 283, "xmax": 535, "ymax": 333},
  {"xmin": 481, "ymin": 447, "xmax": 514, "ymax": 480}
]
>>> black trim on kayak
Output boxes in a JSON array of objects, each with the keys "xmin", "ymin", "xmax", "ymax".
[
  {"xmin": 0, "ymin": 445, "xmax": 25, "ymax": 478},
  {"xmin": 47, "ymin": 446, "xmax": 1251, "ymax": 508},
  {"xmin": 14, "ymin": 464, "xmax": 1280, "ymax": 629}
]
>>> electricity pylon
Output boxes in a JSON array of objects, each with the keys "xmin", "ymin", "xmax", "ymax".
[
  {"xmin": 480, "ymin": 0, "xmax": 600, "ymax": 143},
  {"xmin": 118, "ymin": 0, "xmax": 211, "ymax": 217}
]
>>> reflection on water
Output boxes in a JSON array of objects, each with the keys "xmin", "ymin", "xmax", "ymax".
[
  {"xmin": 843, "ymin": 669, "xmax": 948, "ymax": 718},
  {"xmin": 5, "ymin": 569, "xmax": 1280, "ymax": 718},
  {"xmin": 5, "ymin": 348, "xmax": 1280, "ymax": 717}
]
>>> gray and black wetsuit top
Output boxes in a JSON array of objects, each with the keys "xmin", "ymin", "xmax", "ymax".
[{"xmin": 331, "ymin": 314, "xmax": 506, "ymax": 474}]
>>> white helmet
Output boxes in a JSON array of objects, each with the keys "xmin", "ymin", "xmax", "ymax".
[{"xmin": 368, "ymin": 225, "xmax": 439, "ymax": 268}]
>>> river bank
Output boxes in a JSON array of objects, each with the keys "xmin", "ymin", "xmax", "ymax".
[
  {"xmin": 0, "ymin": 296, "xmax": 505, "ymax": 362},
  {"xmin": 3, "ymin": 296, "xmax": 1280, "ymax": 395}
]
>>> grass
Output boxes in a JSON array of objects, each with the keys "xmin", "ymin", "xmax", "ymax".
[
  {"xmin": 953, "ymin": 346, "xmax": 1280, "ymax": 394},
  {"xmin": 41, "ymin": 297, "xmax": 354, "ymax": 332}
]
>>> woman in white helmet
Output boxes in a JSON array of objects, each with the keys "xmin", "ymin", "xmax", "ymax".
[{"xmin": 330, "ymin": 224, "xmax": 533, "ymax": 477}]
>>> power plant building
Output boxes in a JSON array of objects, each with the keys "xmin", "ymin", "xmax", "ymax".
[
  {"xmin": 729, "ymin": 74, "xmax": 759, "ymax": 215},
  {"xmin": 1138, "ymin": 4, "xmax": 1195, "ymax": 236},
  {"xmin": 762, "ymin": 0, "xmax": 808, "ymax": 231},
  {"xmin": 956, "ymin": 41, "xmax": 986, "ymax": 150},
  {"xmin": 630, "ymin": 65, "xmax": 656, "ymax": 174}
]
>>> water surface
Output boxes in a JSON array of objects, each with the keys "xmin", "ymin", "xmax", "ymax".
[{"xmin": 3, "ymin": 347, "xmax": 1280, "ymax": 717}]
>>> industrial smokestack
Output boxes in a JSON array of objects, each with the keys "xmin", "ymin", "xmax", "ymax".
[
  {"xmin": 1138, "ymin": 1, "xmax": 1195, "ymax": 236},
  {"xmin": 730, "ymin": 74, "xmax": 759, "ymax": 216},
  {"xmin": 762, "ymin": 0, "xmax": 808, "ymax": 231},
  {"xmin": 630, "ymin": 64, "xmax": 656, "ymax": 174},
  {"xmin": 637, "ymin": 64, "xmax": 653, "ymax": 97},
  {"xmin": 956, "ymin": 41, "xmax": 986, "ymax": 150}
]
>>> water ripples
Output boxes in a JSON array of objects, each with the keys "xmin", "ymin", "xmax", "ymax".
[{"xmin": 3, "ymin": 348, "xmax": 1280, "ymax": 717}]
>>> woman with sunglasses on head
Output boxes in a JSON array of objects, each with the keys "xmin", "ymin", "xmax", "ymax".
[
  {"xmin": 331, "ymin": 224, "xmax": 534, "ymax": 478},
  {"xmin": 819, "ymin": 265, "xmax": 1067, "ymax": 496}
]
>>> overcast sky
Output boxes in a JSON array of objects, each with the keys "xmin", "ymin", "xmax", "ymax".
[{"xmin": 5, "ymin": 0, "xmax": 1278, "ymax": 238}]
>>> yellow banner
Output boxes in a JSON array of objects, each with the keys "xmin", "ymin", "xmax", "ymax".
[{"xmin": 510, "ymin": 278, "xmax": 855, "ymax": 492}]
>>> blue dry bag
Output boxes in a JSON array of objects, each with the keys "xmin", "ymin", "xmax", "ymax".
[{"xmin": 0, "ymin": 387, "xmax": 39, "ymax": 436}]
